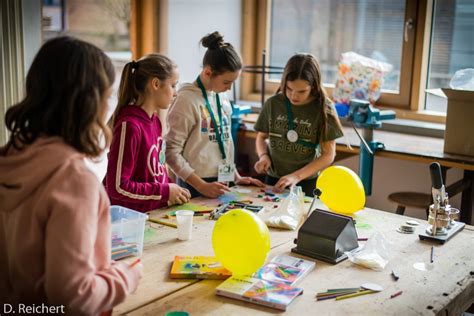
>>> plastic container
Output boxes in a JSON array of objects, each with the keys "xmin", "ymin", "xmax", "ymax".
[{"xmin": 110, "ymin": 205, "xmax": 148, "ymax": 260}]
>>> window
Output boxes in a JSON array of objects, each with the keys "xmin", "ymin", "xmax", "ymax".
[
  {"xmin": 425, "ymin": 0, "xmax": 474, "ymax": 112},
  {"xmin": 42, "ymin": 0, "xmax": 131, "ymax": 52},
  {"xmin": 241, "ymin": 0, "xmax": 473, "ymax": 122},
  {"xmin": 269, "ymin": 0, "xmax": 406, "ymax": 93},
  {"xmin": 41, "ymin": 0, "xmax": 132, "ymax": 116}
]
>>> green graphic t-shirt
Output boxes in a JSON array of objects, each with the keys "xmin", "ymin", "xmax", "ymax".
[{"xmin": 254, "ymin": 94, "xmax": 343, "ymax": 179}]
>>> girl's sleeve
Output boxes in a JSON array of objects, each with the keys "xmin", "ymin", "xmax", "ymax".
[
  {"xmin": 165, "ymin": 93, "xmax": 199, "ymax": 180},
  {"xmin": 106, "ymin": 121, "xmax": 170, "ymax": 207},
  {"xmin": 254, "ymin": 99, "xmax": 271, "ymax": 132},
  {"xmin": 323, "ymin": 103, "xmax": 344, "ymax": 141},
  {"xmin": 44, "ymin": 163, "xmax": 140, "ymax": 315}
]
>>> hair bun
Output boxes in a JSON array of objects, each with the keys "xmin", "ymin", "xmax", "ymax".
[{"xmin": 201, "ymin": 31, "xmax": 224, "ymax": 49}]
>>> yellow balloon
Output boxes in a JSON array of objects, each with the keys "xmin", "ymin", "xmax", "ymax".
[
  {"xmin": 316, "ymin": 166, "xmax": 365, "ymax": 215},
  {"xmin": 212, "ymin": 209, "xmax": 270, "ymax": 276}
]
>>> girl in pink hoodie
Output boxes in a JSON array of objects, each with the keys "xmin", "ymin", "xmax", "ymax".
[
  {"xmin": 0, "ymin": 37, "xmax": 141, "ymax": 315},
  {"xmin": 104, "ymin": 54, "xmax": 191, "ymax": 212}
]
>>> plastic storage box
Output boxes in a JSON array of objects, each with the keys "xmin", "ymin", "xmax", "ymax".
[{"xmin": 110, "ymin": 205, "xmax": 148, "ymax": 260}]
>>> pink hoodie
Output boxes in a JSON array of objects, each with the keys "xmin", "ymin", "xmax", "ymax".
[
  {"xmin": 104, "ymin": 105, "xmax": 171, "ymax": 212},
  {"xmin": 0, "ymin": 137, "xmax": 140, "ymax": 315}
]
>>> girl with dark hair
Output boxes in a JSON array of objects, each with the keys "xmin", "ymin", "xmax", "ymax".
[
  {"xmin": 254, "ymin": 53, "xmax": 344, "ymax": 196},
  {"xmin": 0, "ymin": 36, "xmax": 141, "ymax": 314},
  {"xmin": 104, "ymin": 54, "xmax": 191, "ymax": 212},
  {"xmin": 166, "ymin": 31, "xmax": 264, "ymax": 198}
]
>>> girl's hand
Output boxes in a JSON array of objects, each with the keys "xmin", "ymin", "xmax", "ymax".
[
  {"xmin": 273, "ymin": 173, "xmax": 300, "ymax": 193},
  {"xmin": 235, "ymin": 176, "xmax": 265, "ymax": 187},
  {"xmin": 168, "ymin": 184, "xmax": 191, "ymax": 205},
  {"xmin": 254, "ymin": 155, "xmax": 272, "ymax": 174},
  {"xmin": 197, "ymin": 182, "xmax": 231, "ymax": 198}
]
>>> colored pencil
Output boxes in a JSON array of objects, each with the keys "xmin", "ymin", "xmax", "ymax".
[
  {"xmin": 317, "ymin": 292, "xmax": 359, "ymax": 301},
  {"xmin": 390, "ymin": 290, "xmax": 403, "ymax": 299},
  {"xmin": 148, "ymin": 218, "xmax": 177, "ymax": 228},
  {"xmin": 129, "ymin": 258, "xmax": 141, "ymax": 268},
  {"xmin": 325, "ymin": 288, "xmax": 360, "ymax": 293},
  {"xmin": 335, "ymin": 290, "xmax": 375, "ymax": 300}
]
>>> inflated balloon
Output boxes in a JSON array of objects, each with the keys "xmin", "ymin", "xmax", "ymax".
[
  {"xmin": 212, "ymin": 209, "xmax": 270, "ymax": 276},
  {"xmin": 316, "ymin": 166, "xmax": 365, "ymax": 215}
]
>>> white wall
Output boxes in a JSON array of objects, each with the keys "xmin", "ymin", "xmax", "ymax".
[{"xmin": 167, "ymin": 0, "xmax": 242, "ymax": 85}]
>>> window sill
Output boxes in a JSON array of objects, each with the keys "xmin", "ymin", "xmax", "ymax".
[
  {"xmin": 237, "ymin": 100, "xmax": 446, "ymax": 139},
  {"xmin": 340, "ymin": 118, "xmax": 444, "ymax": 139}
]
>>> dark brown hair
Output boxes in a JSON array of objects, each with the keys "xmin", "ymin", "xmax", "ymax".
[
  {"xmin": 4, "ymin": 36, "xmax": 114, "ymax": 157},
  {"xmin": 111, "ymin": 53, "xmax": 176, "ymax": 127},
  {"xmin": 280, "ymin": 53, "xmax": 343, "ymax": 145},
  {"xmin": 200, "ymin": 31, "xmax": 242, "ymax": 75}
]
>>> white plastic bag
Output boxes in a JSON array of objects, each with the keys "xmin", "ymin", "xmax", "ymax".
[
  {"xmin": 346, "ymin": 232, "xmax": 392, "ymax": 271},
  {"xmin": 258, "ymin": 186, "xmax": 305, "ymax": 230},
  {"xmin": 450, "ymin": 68, "xmax": 474, "ymax": 91}
]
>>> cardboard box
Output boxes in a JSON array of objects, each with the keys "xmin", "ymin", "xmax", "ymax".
[{"xmin": 442, "ymin": 88, "xmax": 474, "ymax": 157}]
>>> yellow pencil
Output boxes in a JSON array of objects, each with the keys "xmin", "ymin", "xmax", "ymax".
[
  {"xmin": 335, "ymin": 290, "xmax": 375, "ymax": 300},
  {"xmin": 148, "ymin": 218, "xmax": 177, "ymax": 228}
]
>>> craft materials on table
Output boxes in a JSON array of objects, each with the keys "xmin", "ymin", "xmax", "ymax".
[
  {"xmin": 129, "ymin": 258, "xmax": 141, "ymax": 268},
  {"xmin": 209, "ymin": 201, "xmax": 264, "ymax": 220},
  {"xmin": 169, "ymin": 256, "xmax": 231, "ymax": 279},
  {"xmin": 148, "ymin": 218, "xmax": 177, "ymax": 228},
  {"xmin": 111, "ymin": 234, "xmax": 138, "ymax": 260},
  {"xmin": 162, "ymin": 202, "xmax": 214, "ymax": 215},
  {"xmin": 316, "ymin": 283, "xmax": 383, "ymax": 301},
  {"xmin": 253, "ymin": 254, "xmax": 315, "ymax": 286},
  {"xmin": 391, "ymin": 270, "xmax": 400, "ymax": 281},
  {"xmin": 216, "ymin": 276, "xmax": 303, "ymax": 311}
]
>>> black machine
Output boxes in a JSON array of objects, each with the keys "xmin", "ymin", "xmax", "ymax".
[{"xmin": 292, "ymin": 209, "xmax": 359, "ymax": 264}]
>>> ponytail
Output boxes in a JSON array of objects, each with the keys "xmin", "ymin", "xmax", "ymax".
[{"xmin": 110, "ymin": 54, "xmax": 176, "ymax": 127}]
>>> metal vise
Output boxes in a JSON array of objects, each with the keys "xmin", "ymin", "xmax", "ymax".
[{"xmin": 347, "ymin": 99, "xmax": 396, "ymax": 195}]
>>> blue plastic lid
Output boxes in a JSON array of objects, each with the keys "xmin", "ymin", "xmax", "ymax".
[{"xmin": 335, "ymin": 103, "xmax": 349, "ymax": 118}]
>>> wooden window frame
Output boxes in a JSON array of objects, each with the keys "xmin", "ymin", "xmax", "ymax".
[
  {"xmin": 130, "ymin": 0, "xmax": 168, "ymax": 59},
  {"xmin": 241, "ymin": 0, "xmax": 445, "ymax": 123}
]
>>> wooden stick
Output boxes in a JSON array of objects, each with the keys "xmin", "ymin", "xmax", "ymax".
[{"xmin": 148, "ymin": 218, "xmax": 177, "ymax": 228}]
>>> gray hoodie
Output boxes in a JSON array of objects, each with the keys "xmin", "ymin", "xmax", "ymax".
[{"xmin": 165, "ymin": 83, "xmax": 234, "ymax": 180}]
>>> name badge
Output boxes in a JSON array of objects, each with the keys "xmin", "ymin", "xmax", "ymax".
[
  {"xmin": 287, "ymin": 130, "xmax": 299, "ymax": 143},
  {"xmin": 218, "ymin": 163, "xmax": 235, "ymax": 183}
]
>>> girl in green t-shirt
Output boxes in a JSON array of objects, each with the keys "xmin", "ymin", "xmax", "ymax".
[{"xmin": 254, "ymin": 53, "xmax": 344, "ymax": 196}]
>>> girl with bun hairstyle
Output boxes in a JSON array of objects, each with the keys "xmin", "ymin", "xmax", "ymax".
[{"xmin": 166, "ymin": 31, "xmax": 264, "ymax": 198}]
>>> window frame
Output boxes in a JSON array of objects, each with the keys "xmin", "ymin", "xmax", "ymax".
[{"xmin": 241, "ymin": 0, "xmax": 445, "ymax": 123}]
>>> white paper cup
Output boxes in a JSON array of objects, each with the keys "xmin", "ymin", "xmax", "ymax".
[{"xmin": 175, "ymin": 210, "xmax": 194, "ymax": 240}]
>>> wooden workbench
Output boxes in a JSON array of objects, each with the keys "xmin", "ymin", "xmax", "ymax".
[
  {"xmin": 114, "ymin": 186, "xmax": 474, "ymax": 315},
  {"xmin": 238, "ymin": 114, "xmax": 474, "ymax": 224}
]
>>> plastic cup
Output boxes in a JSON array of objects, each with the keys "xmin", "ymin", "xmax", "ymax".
[{"xmin": 175, "ymin": 210, "xmax": 194, "ymax": 240}]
